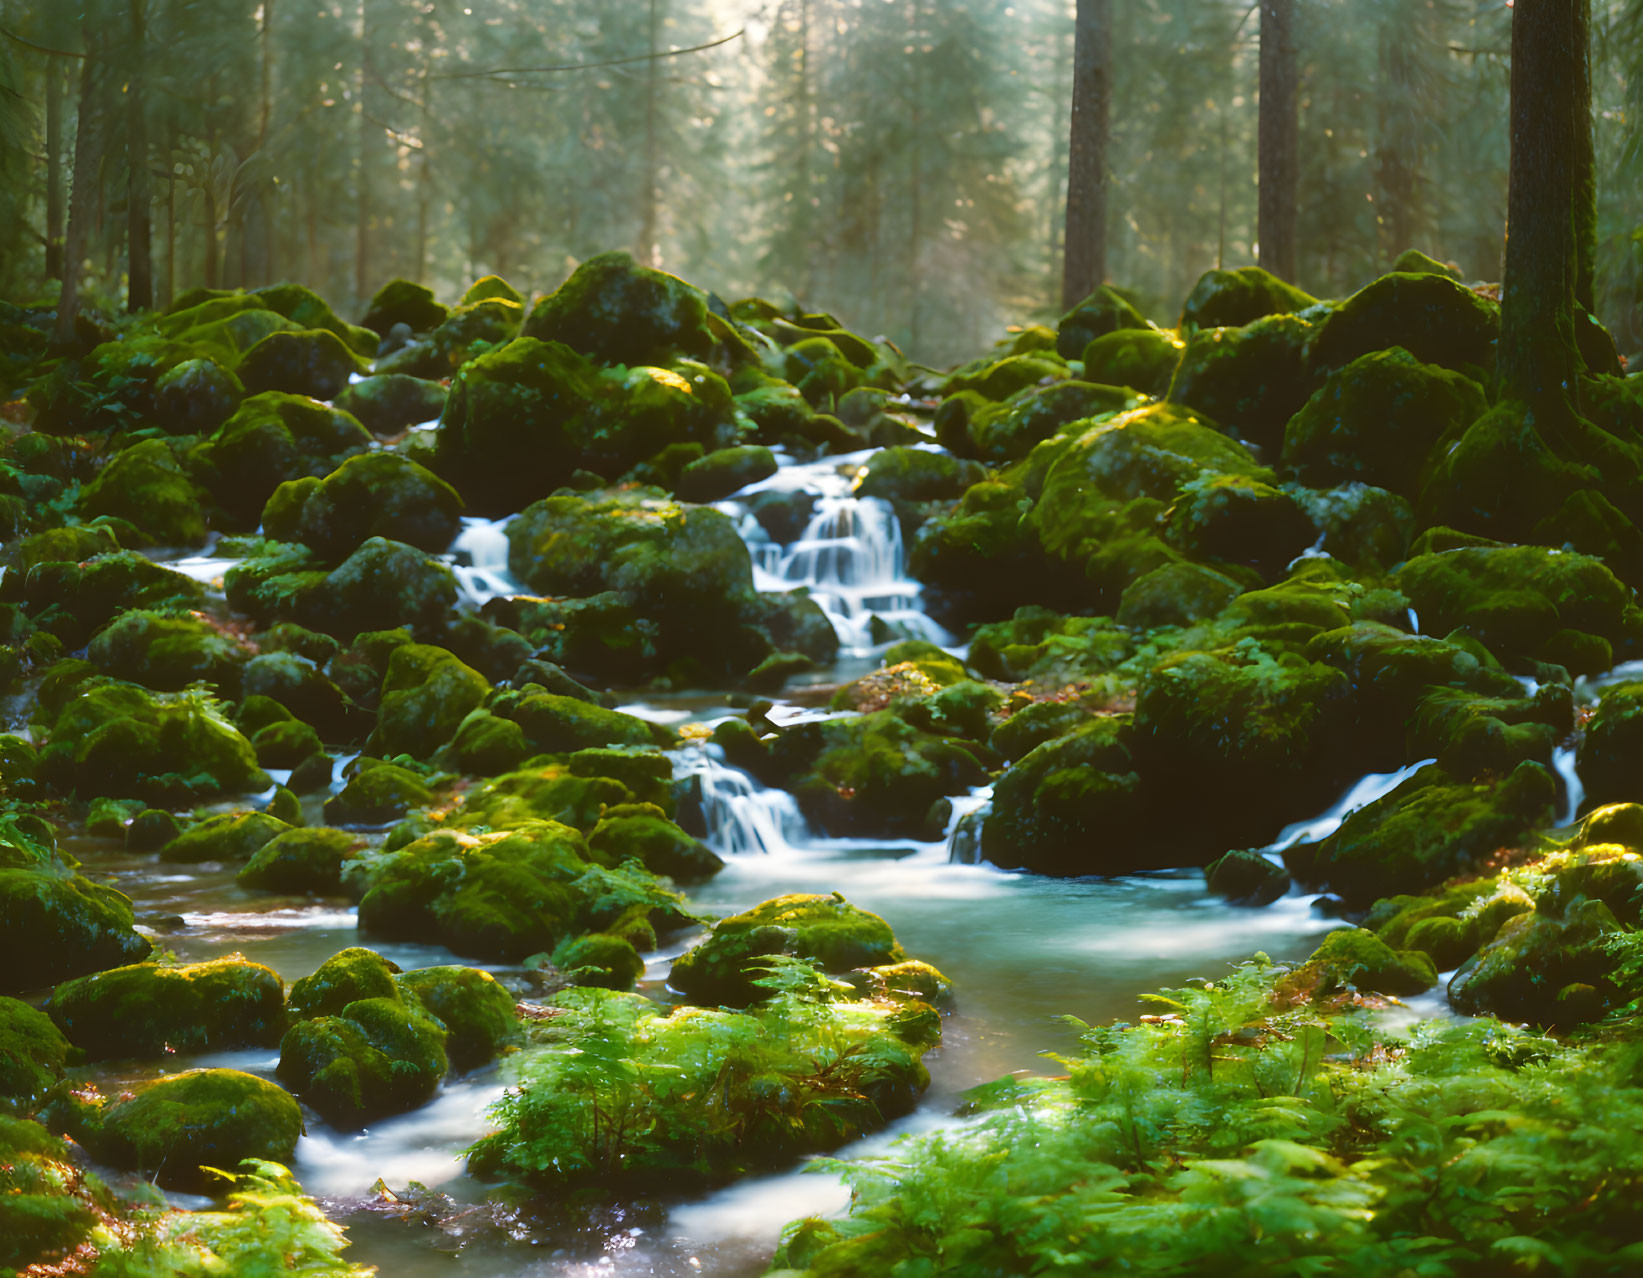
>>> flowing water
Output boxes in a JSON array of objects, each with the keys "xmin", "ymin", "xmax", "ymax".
[{"xmin": 65, "ymin": 441, "xmax": 1579, "ymax": 1275}]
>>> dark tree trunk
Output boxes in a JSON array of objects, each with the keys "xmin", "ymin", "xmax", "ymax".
[
  {"xmin": 1498, "ymin": 0, "xmax": 1579, "ymax": 414},
  {"xmin": 907, "ymin": 0, "xmax": 924, "ymax": 350},
  {"xmin": 638, "ymin": 0, "xmax": 662, "ymax": 266},
  {"xmin": 1375, "ymin": 23, "xmax": 1418, "ymax": 264},
  {"xmin": 1061, "ymin": 0, "xmax": 1110, "ymax": 308},
  {"xmin": 1572, "ymin": 0, "xmax": 1596, "ymax": 314},
  {"xmin": 126, "ymin": 0, "xmax": 154, "ymax": 311},
  {"xmin": 45, "ymin": 57, "xmax": 65, "ymax": 280},
  {"xmin": 53, "ymin": 15, "xmax": 109, "ymax": 349},
  {"xmin": 1258, "ymin": 0, "xmax": 1298, "ymax": 283},
  {"xmin": 356, "ymin": 0, "xmax": 372, "ymax": 305}
]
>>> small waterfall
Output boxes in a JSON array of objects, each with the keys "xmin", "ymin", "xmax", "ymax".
[
  {"xmin": 1261, "ymin": 757, "xmax": 1436, "ymax": 856},
  {"xmin": 447, "ymin": 516, "xmax": 524, "ymax": 606},
  {"xmin": 723, "ymin": 449, "xmax": 953, "ymax": 656},
  {"xmin": 945, "ymin": 786, "xmax": 994, "ymax": 865},
  {"xmin": 1552, "ymin": 745, "xmax": 1584, "ymax": 826}
]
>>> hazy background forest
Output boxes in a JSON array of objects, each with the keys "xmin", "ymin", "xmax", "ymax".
[{"xmin": 1, "ymin": 0, "xmax": 1640, "ymax": 367}]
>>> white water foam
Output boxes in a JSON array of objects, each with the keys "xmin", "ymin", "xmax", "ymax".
[
  {"xmin": 1260, "ymin": 757, "xmax": 1437, "ymax": 855},
  {"xmin": 447, "ymin": 516, "xmax": 523, "ymax": 606}
]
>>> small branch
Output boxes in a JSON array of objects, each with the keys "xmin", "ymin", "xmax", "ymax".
[
  {"xmin": 0, "ymin": 25, "xmax": 84, "ymax": 59},
  {"xmin": 433, "ymin": 29, "xmax": 743, "ymax": 82}
]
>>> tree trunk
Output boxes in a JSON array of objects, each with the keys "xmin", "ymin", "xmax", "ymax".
[
  {"xmin": 1258, "ymin": 0, "xmax": 1298, "ymax": 283},
  {"xmin": 1375, "ymin": 16, "xmax": 1419, "ymax": 264},
  {"xmin": 638, "ymin": 0, "xmax": 662, "ymax": 266},
  {"xmin": 1498, "ymin": 0, "xmax": 1579, "ymax": 414},
  {"xmin": 45, "ymin": 57, "xmax": 66, "ymax": 280},
  {"xmin": 53, "ymin": 15, "xmax": 109, "ymax": 349},
  {"xmin": 907, "ymin": 0, "xmax": 924, "ymax": 352},
  {"xmin": 356, "ymin": 0, "xmax": 372, "ymax": 305},
  {"xmin": 126, "ymin": 0, "xmax": 154, "ymax": 311},
  {"xmin": 1061, "ymin": 0, "xmax": 1110, "ymax": 308},
  {"xmin": 1572, "ymin": 0, "xmax": 1596, "ymax": 314}
]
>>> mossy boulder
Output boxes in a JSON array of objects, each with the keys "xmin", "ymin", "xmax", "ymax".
[
  {"xmin": 938, "ymin": 380, "xmax": 1132, "ymax": 463},
  {"xmin": 370, "ymin": 644, "xmax": 489, "ymax": 759},
  {"xmin": 86, "ymin": 609, "xmax": 248, "ymax": 693},
  {"xmin": 587, "ymin": 806, "xmax": 723, "ymax": 881},
  {"xmin": 0, "ymin": 859, "xmax": 152, "ymax": 993},
  {"xmin": 361, "ymin": 278, "xmax": 448, "ymax": 336},
  {"xmin": 305, "ymin": 537, "xmax": 460, "ymax": 640},
  {"xmin": 1204, "ymin": 849, "xmax": 1290, "ymax": 906},
  {"xmin": 64, "ymin": 1068, "xmax": 302, "ymax": 1192},
  {"xmin": 1576, "ymin": 684, "xmax": 1643, "ymax": 809},
  {"xmin": 444, "ymin": 709, "xmax": 530, "ymax": 774},
  {"xmin": 1162, "ymin": 474, "xmax": 1317, "ymax": 579},
  {"xmin": 1286, "ymin": 761, "xmax": 1557, "ymax": 905},
  {"xmin": 41, "ymin": 679, "xmax": 267, "ymax": 801},
  {"xmin": 944, "ymin": 352, "xmax": 1069, "ymax": 401},
  {"xmin": 195, "ymin": 392, "xmax": 372, "ymax": 525},
  {"xmin": 501, "ymin": 694, "xmax": 661, "ymax": 755},
  {"xmin": 1080, "ymin": 327, "xmax": 1183, "ymax": 397},
  {"xmin": 1055, "ymin": 286, "xmax": 1149, "ymax": 358},
  {"xmin": 675, "ymin": 445, "xmax": 779, "ymax": 502},
  {"xmin": 323, "ymin": 758, "xmax": 435, "ymax": 825},
  {"xmin": 982, "ymin": 717, "xmax": 1147, "ymax": 875},
  {"xmin": 251, "ymin": 717, "xmax": 323, "ymax": 768},
  {"xmin": 78, "ymin": 439, "xmax": 207, "ymax": 547},
  {"xmin": 551, "ymin": 932, "xmax": 646, "ymax": 990},
  {"xmin": 241, "ymin": 651, "xmax": 356, "ymax": 739},
  {"xmin": 333, "ymin": 373, "xmax": 447, "ymax": 434},
  {"xmin": 1281, "ymin": 347, "xmax": 1487, "ymax": 497},
  {"xmin": 21, "ymin": 552, "xmax": 202, "ymax": 639},
  {"xmin": 1291, "ymin": 927, "xmax": 1437, "ymax": 997},
  {"xmin": 0, "ymin": 997, "xmax": 71, "ymax": 1100},
  {"xmin": 153, "ymin": 357, "xmax": 244, "ymax": 434},
  {"xmin": 1395, "ymin": 544, "xmax": 1630, "ymax": 672},
  {"xmin": 522, "ymin": 251, "xmax": 715, "ymax": 367},
  {"xmin": 1286, "ymin": 482, "xmax": 1416, "ymax": 572},
  {"xmin": 46, "ymin": 958, "xmax": 283, "ymax": 1058},
  {"xmin": 1167, "ymin": 313, "xmax": 1321, "ymax": 451},
  {"xmin": 396, "ymin": 965, "xmax": 518, "ymax": 1069},
  {"xmin": 856, "ymin": 447, "xmax": 986, "ymax": 504},
  {"xmin": 1307, "ymin": 271, "xmax": 1498, "ymax": 373},
  {"xmin": 263, "ymin": 453, "xmax": 463, "ymax": 559},
  {"xmin": 1179, "ymin": 266, "xmax": 1318, "ymax": 330},
  {"xmin": 1448, "ymin": 898, "xmax": 1625, "ymax": 1027},
  {"xmin": 253, "ymin": 281, "xmax": 380, "ymax": 354},
  {"xmin": 238, "ymin": 827, "xmax": 363, "ymax": 894},
  {"xmin": 669, "ymin": 893, "xmax": 907, "ymax": 1007},
  {"xmin": 1116, "ymin": 560, "xmax": 1245, "ymax": 628},
  {"xmin": 159, "ymin": 810, "xmax": 290, "ymax": 863},
  {"xmin": 236, "ymin": 329, "xmax": 368, "ymax": 400}
]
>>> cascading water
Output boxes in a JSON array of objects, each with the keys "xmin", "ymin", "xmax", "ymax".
[
  {"xmin": 447, "ymin": 516, "xmax": 524, "ymax": 605},
  {"xmin": 719, "ymin": 448, "xmax": 953, "ymax": 656}
]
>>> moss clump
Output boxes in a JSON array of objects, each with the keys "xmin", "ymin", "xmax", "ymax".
[
  {"xmin": 1055, "ymin": 286, "xmax": 1149, "ymax": 358},
  {"xmin": 1449, "ymin": 899, "xmax": 1626, "ymax": 1027},
  {"xmin": 229, "ymin": 536, "xmax": 460, "ymax": 641},
  {"xmin": 669, "ymin": 893, "xmax": 908, "ymax": 1007},
  {"xmin": 0, "ymin": 996, "xmax": 71, "ymax": 1101},
  {"xmin": 254, "ymin": 280, "xmax": 380, "ymax": 354},
  {"xmin": 675, "ymin": 444, "xmax": 779, "ymax": 502},
  {"xmin": 251, "ymin": 717, "xmax": 323, "ymax": 768},
  {"xmin": 323, "ymin": 758, "xmax": 435, "ymax": 825},
  {"xmin": 159, "ymin": 810, "xmax": 290, "ymax": 863},
  {"xmin": 1167, "ymin": 313, "xmax": 1321, "ymax": 451},
  {"xmin": 551, "ymin": 932, "xmax": 646, "ymax": 990},
  {"xmin": 240, "ymin": 650, "xmax": 357, "ymax": 739},
  {"xmin": 63, "ymin": 1068, "xmax": 303, "ymax": 1192},
  {"xmin": 943, "ymin": 351, "xmax": 1070, "ymax": 401},
  {"xmin": 20, "ymin": 552, "xmax": 202, "ymax": 639},
  {"xmin": 520, "ymin": 251, "xmax": 717, "ymax": 367},
  {"xmin": 238, "ymin": 826, "xmax": 362, "ymax": 894},
  {"xmin": 278, "ymin": 950, "xmax": 450, "ymax": 1129},
  {"xmin": 467, "ymin": 971, "xmax": 936, "ymax": 1190},
  {"xmin": 1307, "ymin": 270, "xmax": 1498, "ymax": 373},
  {"xmin": 1163, "ymin": 474, "xmax": 1317, "ymax": 579},
  {"xmin": 938, "ymin": 381, "xmax": 1131, "ymax": 462},
  {"xmin": 236, "ymin": 328, "xmax": 368, "ymax": 400},
  {"xmin": 1179, "ymin": 265, "xmax": 1318, "ymax": 330},
  {"xmin": 588, "ymin": 806, "xmax": 722, "ymax": 881},
  {"xmin": 856, "ymin": 447, "xmax": 985, "ymax": 504},
  {"xmin": 46, "ymin": 958, "xmax": 284, "ymax": 1058},
  {"xmin": 1289, "ymin": 927, "xmax": 1437, "ymax": 996},
  {"xmin": 78, "ymin": 439, "xmax": 207, "ymax": 546},
  {"xmin": 333, "ymin": 372, "xmax": 447, "ymax": 434},
  {"xmin": 1080, "ymin": 327, "xmax": 1183, "ymax": 397},
  {"xmin": 86, "ymin": 608, "xmax": 249, "ymax": 693},
  {"xmin": 263, "ymin": 452, "xmax": 463, "ymax": 560},
  {"xmin": 194, "ymin": 391, "xmax": 372, "ymax": 526},
  {"xmin": 0, "ymin": 872, "xmax": 151, "ymax": 997},
  {"xmin": 1286, "ymin": 762, "xmax": 1556, "ymax": 906},
  {"xmin": 370, "ymin": 644, "xmax": 489, "ymax": 759},
  {"xmin": 152, "ymin": 356, "xmax": 244, "ymax": 434},
  {"xmin": 444, "ymin": 709, "xmax": 530, "ymax": 774},
  {"xmin": 504, "ymin": 693, "xmax": 663, "ymax": 755},
  {"xmin": 361, "ymin": 277, "xmax": 448, "ymax": 336},
  {"xmin": 1574, "ymin": 684, "xmax": 1643, "ymax": 809},
  {"xmin": 396, "ymin": 965, "xmax": 519, "ymax": 1069}
]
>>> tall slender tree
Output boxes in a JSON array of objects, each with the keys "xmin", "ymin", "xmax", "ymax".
[
  {"xmin": 126, "ymin": 0, "xmax": 154, "ymax": 311},
  {"xmin": 52, "ymin": 4, "xmax": 110, "ymax": 347},
  {"xmin": 1061, "ymin": 0, "xmax": 1109, "ymax": 307},
  {"xmin": 1258, "ymin": 0, "xmax": 1298, "ymax": 282}
]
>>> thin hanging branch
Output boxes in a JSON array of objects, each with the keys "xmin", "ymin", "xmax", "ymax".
[
  {"xmin": 0, "ymin": 25, "xmax": 84, "ymax": 59},
  {"xmin": 433, "ymin": 29, "xmax": 743, "ymax": 82}
]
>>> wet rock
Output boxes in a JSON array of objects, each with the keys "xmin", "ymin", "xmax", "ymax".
[
  {"xmin": 334, "ymin": 373, "xmax": 447, "ymax": 434},
  {"xmin": 856, "ymin": 447, "xmax": 985, "ymax": 504},
  {"xmin": 152, "ymin": 357, "xmax": 245, "ymax": 435},
  {"xmin": 194, "ymin": 392, "xmax": 372, "ymax": 526},
  {"xmin": 675, "ymin": 445, "xmax": 779, "ymax": 502},
  {"xmin": 160, "ymin": 810, "xmax": 291, "ymax": 863},
  {"xmin": 324, "ymin": 758, "xmax": 435, "ymax": 825},
  {"xmin": 46, "ymin": 958, "xmax": 284, "ymax": 1057},
  {"xmin": 361, "ymin": 278, "xmax": 448, "ymax": 337},
  {"xmin": 370, "ymin": 644, "xmax": 489, "ymax": 759},
  {"xmin": 669, "ymin": 893, "xmax": 909, "ymax": 1007},
  {"xmin": 237, "ymin": 329, "xmax": 368, "ymax": 400},
  {"xmin": 1055, "ymin": 286, "xmax": 1149, "ymax": 358},
  {"xmin": 1167, "ymin": 313, "xmax": 1321, "ymax": 451},
  {"xmin": 0, "ymin": 997, "xmax": 70, "ymax": 1101},
  {"xmin": 262, "ymin": 453, "xmax": 463, "ymax": 559},
  {"xmin": 86, "ymin": 609, "xmax": 248, "ymax": 693},
  {"xmin": 1080, "ymin": 327, "xmax": 1183, "ymax": 397},
  {"xmin": 1289, "ymin": 927, "xmax": 1436, "ymax": 997},
  {"xmin": 395, "ymin": 965, "xmax": 518, "ymax": 1068},
  {"xmin": 1204, "ymin": 849, "xmax": 1290, "ymax": 906},
  {"xmin": 587, "ymin": 805, "xmax": 724, "ymax": 881},
  {"xmin": 550, "ymin": 932, "xmax": 645, "ymax": 990},
  {"xmin": 78, "ymin": 440, "xmax": 207, "ymax": 547},
  {"xmin": 522, "ymin": 251, "xmax": 717, "ymax": 367},
  {"xmin": 1307, "ymin": 270, "xmax": 1498, "ymax": 374},
  {"xmin": 238, "ymin": 826, "xmax": 364, "ymax": 894},
  {"xmin": 1179, "ymin": 265, "xmax": 1318, "ymax": 330},
  {"xmin": 1449, "ymin": 898, "xmax": 1625, "ymax": 1027}
]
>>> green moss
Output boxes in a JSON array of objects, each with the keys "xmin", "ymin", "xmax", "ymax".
[
  {"xmin": 1281, "ymin": 347, "xmax": 1486, "ymax": 497},
  {"xmin": 675, "ymin": 445, "xmax": 779, "ymax": 502},
  {"xmin": 47, "ymin": 958, "xmax": 284, "ymax": 1058},
  {"xmin": 1285, "ymin": 762, "xmax": 1556, "ymax": 906},
  {"xmin": 462, "ymin": 274, "xmax": 525, "ymax": 307},
  {"xmin": 78, "ymin": 439, "xmax": 207, "ymax": 547},
  {"xmin": 1179, "ymin": 265, "xmax": 1318, "ymax": 330},
  {"xmin": 160, "ymin": 810, "xmax": 290, "ymax": 864},
  {"xmin": 286, "ymin": 946, "xmax": 402, "ymax": 1020},
  {"xmin": 448, "ymin": 762, "xmax": 633, "ymax": 833},
  {"xmin": 241, "ymin": 651, "xmax": 356, "ymax": 739},
  {"xmin": 1307, "ymin": 270, "xmax": 1498, "ymax": 373},
  {"xmin": 251, "ymin": 717, "xmax": 323, "ymax": 768},
  {"xmin": 669, "ymin": 894, "xmax": 906, "ymax": 1007},
  {"xmin": 1292, "ymin": 927, "xmax": 1437, "ymax": 996},
  {"xmin": 86, "ymin": 609, "xmax": 248, "ymax": 692},
  {"xmin": 943, "ymin": 380, "xmax": 1134, "ymax": 462},
  {"xmin": 323, "ymin": 758, "xmax": 435, "ymax": 825},
  {"xmin": 1449, "ymin": 899, "xmax": 1624, "ymax": 1027},
  {"xmin": 302, "ymin": 536, "xmax": 459, "ymax": 640},
  {"xmin": 8, "ymin": 524, "xmax": 119, "ymax": 571},
  {"xmin": 551, "ymin": 932, "xmax": 646, "ymax": 990},
  {"xmin": 522, "ymin": 251, "xmax": 714, "ymax": 367},
  {"xmin": 587, "ymin": 807, "xmax": 723, "ymax": 881},
  {"xmin": 22, "ymin": 552, "xmax": 203, "ymax": 637},
  {"xmin": 238, "ymin": 827, "xmax": 363, "ymax": 894},
  {"xmin": 361, "ymin": 277, "xmax": 448, "ymax": 335},
  {"xmin": 333, "ymin": 372, "xmax": 447, "ymax": 434},
  {"xmin": 85, "ymin": 796, "xmax": 144, "ymax": 838},
  {"xmin": 1204, "ymin": 849, "xmax": 1290, "ymax": 906},
  {"xmin": 856, "ymin": 447, "xmax": 985, "ymax": 503},
  {"xmin": 502, "ymin": 694, "xmax": 661, "ymax": 755},
  {"xmin": 151, "ymin": 356, "xmax": 245, "ymax": 434},
  {"xmin": 68, "ymin": 1067, "xmax": 303, "ymax": 1192},
  {"xmin": 371, "ymin": 644, "xmax": 489, "ymax": 759},
  {"xmin": 1162, "ymin": 474, "xmax": 1316, "ymax": 579},
  {"xmin": 262, "ymin": 452, "xmax": 463, "ymax": 559},
  {"xmin": 1055, "ymin": 286, "xmax": 1149, "ymax": 358},
  {"xmin": 444, "ymin": 709, "xmax": 530, "ymax": 774},
  {"xmin": 1115, "ymin": 560, "xmax": 1244, "ymax": 629},
  {"xmin": 1167, "ymin": 313, "xmax": 1321, "ymax": 451},
  {"xmin": 1079, "ymin": 327, "xmax": 1183, "ymax": 397},
  {"xmin": 195, "ymin": 391, "xmax": 372, "ymax": 526},
  {"xmin": 254, "ymin": 280, "xmax": 380, "ymax": 354},
  {"xmin": 1577, "ymin": 683, "xmax": 1643, "ymax": 808},
  {"xmin": 0, "ymin": 996, "xmax": 70, "ymax": 1101},
  {"xmin": 943, "ymin": 351, "xmax": 1070, "ymax": 400},
  {"xmin": 396, "ymin": 965, "xmax": 519, "ymax": 1069},
  {"xmin": 237, "ymin": 328, "xmax": 369, "ymax": 400}
]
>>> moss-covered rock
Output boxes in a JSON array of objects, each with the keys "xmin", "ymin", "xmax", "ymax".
[
  {"xmin": 1448, "ymin": 898, "xmax": 1625, "ymax": 1027},
  {"xmin": 1576, "ymin": 683, "xmax": 1643, "ymax": 809},
  {"xmin": 371, "ymin": 644, "xmax": 489, "ymax": 759},
  {"xmin": 1281, "ymin": 347, "xmax": 1487, "ymax": 497},
  {"xmin": 1079, "ymin": 327, "xmax": 1183, "ymax": 397},
  {"xmin": 1307, "ymin": 271, "xmax": 1498, "ymax": 373},
  {"xmin": 1167, "ymin": 313, "xmax": 1320, "ymax": 451},
  {"xmin": 944, "ymin": 352, "xmax": 1069, "ymax": 401},
  {"xmin": 361, "ymin": 278, "xmax": 448, "ymax": 336},
  {"xmin": 522, "ymin": 251, "xmax": 716, "ymax": 367},
  {"xmin": 21, "ymin": 552, "xmax": 203, "ymax": 640},
  {"xmin": 323, "ymin": 758, "xmax": 435, "ymax": 825},
  {"xmin": 237, "ymin": 328, "xmax": 368, "ymax": 400},
  {"xmin": 669, "ymin": 894, "xmax": 908, "ymax": 1007},
  {"xmin": 304, "ymin": 536, "xmax": 460, "ymax": 640},
  {"xmin": 856, "ymin": 447, "xmax": 986, "ymax": 504},
  {"xmin": 46, "ymin": 958, "xmax": 283, "ymax": 1058},
  {"xmin": 1396, "ymin": 543, "xmax": 1630, "ymax": 671},
  {"xmin": 1290, "ymin": 927, "xmax": 1437, "ymax": 997},
  {"xmin": 1115, "ymin": 560, "xmax": 1245, "ymax": 629},
  {"xmin": 63, "ymin": 1068, "xmax": 302, "ymax": 1192},
  {"xmin": 152, "ymin": 357, "xmax": 245, "ymax": 434},
  {"xmin": 1204, "ymin": 848, "xmax": 1290, "ymax": 906},
  {"xmin": 675, "ymin": 445, "xmax": 779, "ymax": 502},
  {"xmin": 195, "ymin": 391, "xmax": 372, "ymax": 526},
  {"xmin": 1286, "ymin": 762, "xmax": 1557, "ymax": 905},
  {"xmin": 241, "ymin": 651, "xmax": 356, "ymax": 740},
  {"xmin": 253, "ymin": 281, "xmax": 379, "ymax": 355},
  {"xmin": 86, "ymin": 609, "xmax": 248, "ymax": 693},
  {"xmin": 1055, "ymin": 287, "xmax": 1149, "ymax": 358},
  {"xmin": 251, "ymin": 717, "xmax": 323, "ymax": 768},
  {"xmin": 238, "ymin": 826, "xmax": 363, "ymax": 894},
  {"xmin": 160, "ymin": 810, "xmax": 290, "ymax": 863},
  {"xmin": 1179, "ymin": 266, "xmax": 1318, "ymax": 331},
  {"xmin": 936, "ymin": 382, "xmax": 1131, "ymax": 464},
  {"xmin": 396, "ymin": 965, "xmax": 518, "ymax": 1069},
  {"xmin": 78, "ymin": 439, "xmax": 207, "ymax": 547},
  {"xmin": 1162, "ymin": 474, "xmax": 1317, "ymax": 579},
  {"xmin": 551, "ymin": 932, "xmax": 646, "ymax": 990},
  {"xmin": 444, "ymin": 709, "xmax": 530, "ymax": 774},
  {"xmin": 333, "ymin": 373, "xmax": 447, "ymax": 434},
  {"xmin": 587, "ymin": 805, "xmax": 723, "ymax": 881},
  {"xmin": 263, "ymin": 453, "xmax": 463, "ymax": 559},
  {"xmin": 0, "ymin": 997, "xmax": 70, "ymax": 1101}
]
